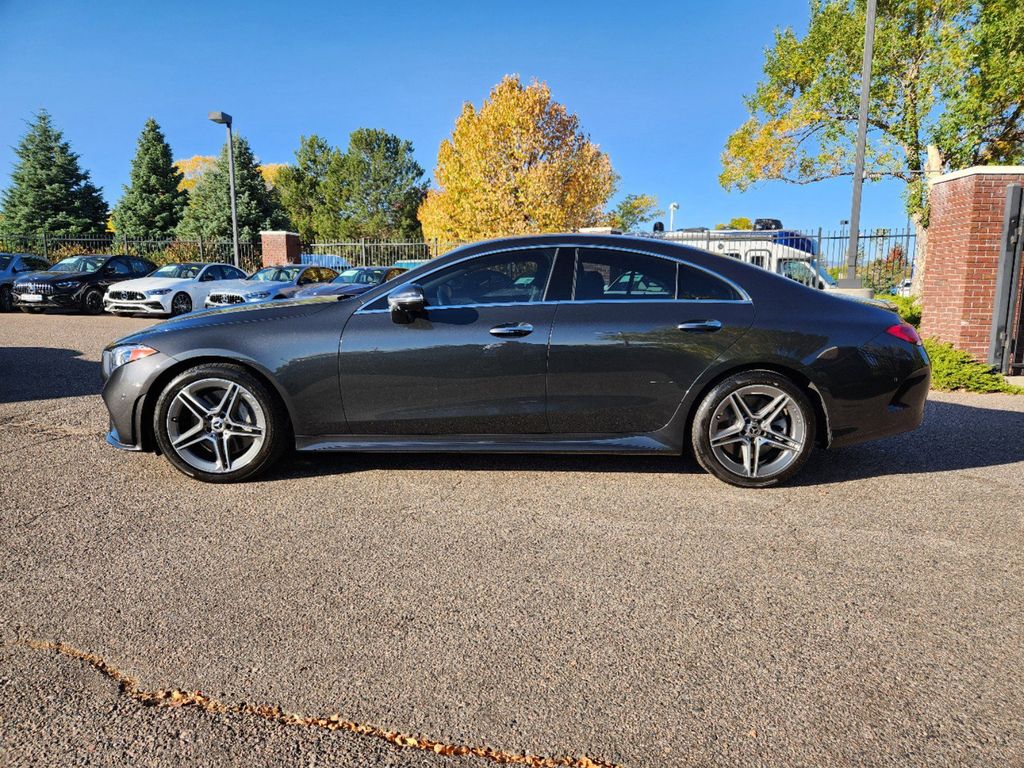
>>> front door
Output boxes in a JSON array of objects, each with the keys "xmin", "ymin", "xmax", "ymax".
[
  {"xmin": 546, "ymin": 246, "xmax": 754, "ymax": 434},
  {"xmin": 338, "ymin": 247, "xmax": 558, "ymax": 435}
]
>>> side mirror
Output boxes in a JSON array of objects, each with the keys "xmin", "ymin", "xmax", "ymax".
[{"xmin": 387, "ymin": 284, "xmax": 426, "ymax": 322}]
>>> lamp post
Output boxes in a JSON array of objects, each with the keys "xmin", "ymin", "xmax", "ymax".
[
  {"xmin": 208, "ymin": 111, "xmax": 239, "ymax": 268},
  {"xmin": 669, "ymin": 202, "xmax": 679, "ymax": 232},
  {"xmin": 840, "ymin": 0, "xmax": 877, "ymax": 288}
]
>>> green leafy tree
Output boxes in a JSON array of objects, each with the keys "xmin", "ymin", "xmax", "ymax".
[
  {"xmin": 605, "ymin": 193, "xmax": 663, "ymax": 232},
  {"xmin": 111, "ymin": 118, "xmax": 187, "ymax": 238},
  {"xmin": 714, "ymin": 216, "xmax": 754, "ymax": 230},
  {"xmin": 0, "ymin": 110, "xmax": 108, "ymax": 235},
  {"xmin": 719, "ymin": 0, "xmax": 1024, "ymax": 223},
  {"xmin": 177, "ymin": 135, "xmax": 289, "ymax": 241},
  {"xmin": 318, "ymin": 128, "xmax": 427, "ymax": 241},
  {"xmin": 274, "ymin": 135, "xmax": 339, "ymax": 242}
]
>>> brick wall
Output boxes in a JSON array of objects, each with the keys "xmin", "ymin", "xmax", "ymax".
[
  {"xmin": 920, "ymin": 167, "xmax": 1024, "ymax": 360},
  {"xmin": 260, "ymin": 231, "xmax": 301, "ymax": 267}
]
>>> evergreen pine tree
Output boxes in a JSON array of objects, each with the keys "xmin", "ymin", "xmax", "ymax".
[
  {"xmin": 0, "ymin": 110, "xmax": 109, "ymax": 235},
  {"xmin": 111, "ymin": 118, "xmax": 187, "ymax": 238},
  {"xmin": 177, "ymin": 136, "xmax": 288, "ymax": 241}
]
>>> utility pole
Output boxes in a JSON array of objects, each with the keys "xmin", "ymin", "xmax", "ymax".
[{"xmin": 840, "ymin": 0, "xmax": 877, "ymax": 288}]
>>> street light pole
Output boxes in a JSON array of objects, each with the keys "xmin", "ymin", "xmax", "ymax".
[
  {"xmin": 841, "ymin": 0, "xmax": 877, "ymax": 288},
  {"xmin": 208, "ymin": 111, "xmax": 240, "ymax": 269},
  {"xmin": 669, "ymin": 202, "xmax": 679, "ymax": 232}
]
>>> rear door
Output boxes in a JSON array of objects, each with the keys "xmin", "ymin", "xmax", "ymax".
[{"xmin": 546, "ymin": 246, "xmax": 754, "ymax": 434}]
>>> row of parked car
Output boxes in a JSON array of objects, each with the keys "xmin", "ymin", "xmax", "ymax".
[{"xmin": 0, "ymin": 252, "xmax": 409, "ymax": 316}]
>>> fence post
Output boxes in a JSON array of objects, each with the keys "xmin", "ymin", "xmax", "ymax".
[
  {"xmin": 42, "ymin": 231, "xmax": 48, "ymax": 260},
  {"xmin": 816, "ymin": 227, "xmax": 823, "ymax": 259},
  {"xmin": 198, "ymin": 235, "xmax": 205, "ymax": 261},
  {"xmin": 360, "ymin": 238, "xmax": 367, "ymax": 266}
]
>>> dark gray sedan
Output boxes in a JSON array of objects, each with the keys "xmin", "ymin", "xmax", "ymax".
[
  {"xmin": 101, "ymin": 235, "xmax": 930, "ymax": 487},
  {"xmin": 0, "ymin": 253, "xmax": 51, "ymax": 311}
]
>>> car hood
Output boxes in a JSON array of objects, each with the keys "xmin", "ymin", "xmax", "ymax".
[
  {"xmin": 109, "ymin": 276, "xmax": 190, "ymax": 292},
  {"xmin": 295, "ymin": 283, "xmax": 369, "ymax": 297},
  {"xmin": 208, "ymin": 279, "xmax": 290, "ymax": 294},
  {"xmin": 15, "ymin": 270, "xmax": 92, "ymax": 283},
  {"xmin": 110, "ymin": 295, "xmax": 342, "ymax": 348}
]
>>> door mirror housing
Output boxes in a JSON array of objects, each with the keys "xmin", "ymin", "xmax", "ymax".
[{"xmin": 387, "ymin": 284, "xmax": 426, "ymax": 321}]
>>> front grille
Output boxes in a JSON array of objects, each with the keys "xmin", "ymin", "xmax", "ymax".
[
  {"xmin": 14, "ymin": 282, "xmax": 54, "ymax": 295},
  {"xmin": 108, "ymin": 290, "xmax": 145, "ymax": 301},
  {"xmin": 209, "ymin": 293, "xmax": 244, "ymax": 304}
]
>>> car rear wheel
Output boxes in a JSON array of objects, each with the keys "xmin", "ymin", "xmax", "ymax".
[
  {"xmin": 170, "ymin": 292, "xmax": 192, "ymax": 316},
  {"xmin": 153, "ymin": 363, "xmax": 289, "ymax": 483},
  {"xmin": 691, "ymin": 370, "xmax": 815, "ymax": 488},
  {"xmin": 82, "ymin": 288, "xmax": 103, "ymax": 315}
]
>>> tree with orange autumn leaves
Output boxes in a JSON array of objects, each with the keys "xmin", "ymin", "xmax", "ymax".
[{"xmin": 418, "ymin": 76, "xmax": 617, "ymax": 241}]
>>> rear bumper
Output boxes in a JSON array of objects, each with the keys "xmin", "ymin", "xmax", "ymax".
[{"xmin": 821, "ymin": 336, "xmax": 931, "ymax": 448}]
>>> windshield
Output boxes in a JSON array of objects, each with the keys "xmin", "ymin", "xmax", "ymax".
[
  {"xmin": 334, "ymin": 268, "xmax": 384, "ymax": 285},
  {"xmin": 51, "ymin": 256, "xmax": 107, "ymax": 273},
  {"xmin": 151, "ymin": 263, "xmax": 203, "ymax": 279},
  {"xmin": 249, "ymin": 266, "xmax": 303, "ymax": 282}
]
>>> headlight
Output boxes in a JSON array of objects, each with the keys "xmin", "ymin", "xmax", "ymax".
[
  {"xmin": 147, "ymin": 288, "xmax": 172, "ymax": 296},
  {"xmin": 245, "ymin": 291, "xmax": 270, "ymax": 300},
  {"xmin": 54, "ymin": 279, "xmax": 80, "ymax": 289},
  {"xmin": 104, "ymin": 344, "xmax": 158, "ymax": 374}
]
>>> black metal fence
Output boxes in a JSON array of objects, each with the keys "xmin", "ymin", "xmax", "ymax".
[
  {"xmin": 2, "ymin": 228, "xmax": 918, "ymax": 294},
  {"xmin": 302, "ymin": 239, "xmax": 465, "ymax": 268},
  {"xmin": 0, "ymin": 233, "xmax": 263, "ymax": 274}
]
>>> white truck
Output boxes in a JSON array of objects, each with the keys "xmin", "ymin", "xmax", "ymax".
[{"xmin": 659, "ymin": 226, "xmax": 838, "ymax": 291}]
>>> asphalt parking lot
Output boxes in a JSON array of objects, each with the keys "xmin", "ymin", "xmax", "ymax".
[{"xmin": 1, "ymin": 312, "xmax": 1022, "ymax": 767}]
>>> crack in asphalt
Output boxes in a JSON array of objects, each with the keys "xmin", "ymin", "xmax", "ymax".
[{"xmin": 19, "ymin": 639, "xmax": 621, "ymax": 768}]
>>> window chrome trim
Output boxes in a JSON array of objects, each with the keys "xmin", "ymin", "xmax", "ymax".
[{"xmin": 353, "ymin": 242, "xmax": 751, "ymax": 315}]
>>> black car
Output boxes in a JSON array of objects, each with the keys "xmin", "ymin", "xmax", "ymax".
[
  {"xmin": 100, "ymin": 235, "xmax": 930, "ymax": 487},
  {"xmin": 1, "ymin": 253, "xmax": 51, "ymax": 312},
  {"xmin": 14, "ymin": 254, "xmax": 157, "ymax": 314}
]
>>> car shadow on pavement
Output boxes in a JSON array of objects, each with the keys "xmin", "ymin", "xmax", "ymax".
[
  {"xmin": 267, "ymin": 397, "xmax": 1024, "ymax": 484},
  {"xmin": 0, "ymin": 347, "xmax": 102, "ymax": 403}
]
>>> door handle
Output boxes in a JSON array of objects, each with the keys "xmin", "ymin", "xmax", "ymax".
[
  {"xmin": 678, "ymin": 319, "xmax": 722, "ymax": 332},
  {"xmin": 489, "ymin": 322, "xmax": 534, "ymax": 338}
]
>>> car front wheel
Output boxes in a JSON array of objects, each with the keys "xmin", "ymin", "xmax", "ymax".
[
  {"xmin": 170, "ymin": 292, "xmax": 192, "ymax": 316},
  {"xmin": 691, "ymin": 370, "xmax": 815, "ymax": 488},
  {"xmin": 153, "ymin": 363, "xmax": 289, "ymax": 483}
]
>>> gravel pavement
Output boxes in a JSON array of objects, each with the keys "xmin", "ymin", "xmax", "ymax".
[{"xmin": 1, "ymin": 312, "xmax": 1022, "ymax": 767}]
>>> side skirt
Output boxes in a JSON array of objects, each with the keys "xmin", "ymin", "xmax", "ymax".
[{"xmin": 294, "ymin": 433, "xmax": 681, "ymax": 455}]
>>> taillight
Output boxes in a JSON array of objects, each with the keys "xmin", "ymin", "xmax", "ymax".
[{"xmin": 885, "ymin": 323, "xmax": 922, "ymax": 345}]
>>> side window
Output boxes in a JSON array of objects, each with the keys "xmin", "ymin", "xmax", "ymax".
[
  {"xmin": 573, "ymin": 249, "xmax": 675, "ymax": 301},
  {"xmin": 298, "ymin": 268, "xmax": 316, "ymax": 285},
  {"xmin": 677, "ymin": 264, "xmax": 742, "ymax": 301},
  {"xmin": 131, "ymin": 258, "xmax": 151, "ymax": 275},
  {"xmin": 201, "ymin": 266, "xmax": 221, "ymax": 281},
  {"xmin": 226, "ymin": 266, "xmax": 246, "ymax": 280},
  {"xmin": 28, "ymin": 258, "xmax": 50, "ymax": 271},
  {"xmin": 778, "ymin": 260, "xmax": 817, "ymax": 288},
  {"xmin": 109, "ymin": 259, "xmax": 132, "ymax": 276},
  {"xmin": 418, "ymin": 248, "xmax": 556, "ymax": 307}
]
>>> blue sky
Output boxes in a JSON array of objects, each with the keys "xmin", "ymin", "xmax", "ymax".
[{"xmin": 0, "ymin": 0, "xmax": 909, "ymax": 232}]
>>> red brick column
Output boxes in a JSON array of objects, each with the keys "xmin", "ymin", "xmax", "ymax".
[
  {"xmin": 260, "ymin": 231, "xmax": 302, "ymax": 267},
  {"xmin": 920, "ymin": 167, "xmax": 1024, "ymax": 360}
]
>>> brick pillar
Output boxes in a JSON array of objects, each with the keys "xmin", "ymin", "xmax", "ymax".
[
  {"xmin": 260, "ymin": 231, "xmax": 302, "ymax": 267},
  {"xmin": 920, "ymin": 166, "xmax": 1024, "ymax": 360}
]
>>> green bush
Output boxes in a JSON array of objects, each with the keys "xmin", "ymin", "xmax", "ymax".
[
  {"xmin": 882, "ymin": 295, "xmax": 922, "ymax": 327},
  {"xmin": 923, "ymin": 339, "xmax": 1023, "ymax": 394}
]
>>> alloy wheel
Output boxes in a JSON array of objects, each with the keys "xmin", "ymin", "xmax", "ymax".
[
  {"xmin": 708, "ymin": 384, "xmax": 806, "ymax": 479},
  {"xmin": 165, "ymin": 378, "xmax": 267, "ymax": 474},
  {"xmin": 171, "ymin": 292, "xmax": 192, "ymax": 316}
]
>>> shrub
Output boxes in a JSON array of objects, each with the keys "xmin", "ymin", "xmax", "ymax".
[
  {"xmin": 923, "ymin": 339, "xmax": 1023, "ymax": 394},
  {"xmin": 882, "ymin": 295, "xmax": 922, "ymax": 327}
]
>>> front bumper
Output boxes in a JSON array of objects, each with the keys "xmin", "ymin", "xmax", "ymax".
[
  {"xmin": 101, "ymin": 350, "xmax": 176, "ymax": 451},
  {"xmin": 104, "ymin": 297, "xmax": 171, "ymax": 314},
  {"xmin": 13, "ymin": 291, "xmax": 79, "ymax": 309}
]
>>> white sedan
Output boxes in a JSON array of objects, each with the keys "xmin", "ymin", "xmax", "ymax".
[{"xmin": 104, "ymin": 262, "xmax": 248, "ymax": 316}]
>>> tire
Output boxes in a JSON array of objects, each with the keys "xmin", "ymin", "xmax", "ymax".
[
  {"xmin": 153, "ymin": 363, "xmax": 289, "ymax": 483},
  {"xmin": 0, "ymin": 285, "xmax": 12, "ymax": 313},
  {"xmin": 81, "ymin": 288, "xmax": 104, "ymax": 315},
  {"xmin": 691, "ymin": 370, "xmax": 815, "ymax": 488},
  {"xmin": 170, "ymin": 292, "xmax": 192, "ymax": 316}
]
